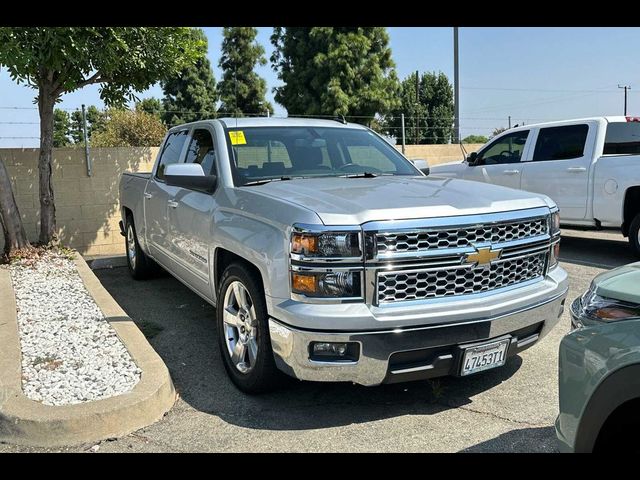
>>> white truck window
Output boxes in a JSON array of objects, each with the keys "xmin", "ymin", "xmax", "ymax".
[
  {"xmin": 476, "ymin": 130, "xmax": 529, "ymax": 165},
  {"xmin": 532, "ymin": 125, "xmax": 588, "ymax": 161},
  {"xmin": 603, "ymin": 122, "xmax": 640, "ymax": 155}
]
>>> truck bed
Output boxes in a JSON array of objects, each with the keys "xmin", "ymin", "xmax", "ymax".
[{"xmin": 122, "ymin": 172, "xmax": 151, "ymax": 179}]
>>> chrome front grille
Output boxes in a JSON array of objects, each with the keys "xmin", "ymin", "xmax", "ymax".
[
  {"xmin": 376, "ymin": 217, "xmax": 547, "ymax": 256},
  {"xmin": 377, "ymin": 251, "xmax": 547, "ymax": 303},
  {"xmin": 364, "ymin": 209, "xmax": 553, "ymax": 305}
]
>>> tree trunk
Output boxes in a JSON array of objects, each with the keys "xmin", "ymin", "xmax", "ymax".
[
  {"xmin": 0, "ymin": 157, "xmax": 30, "ymax": 256},
  {"xmin": 38, "ymin": 84, "xmax": 57, "ymax": 245}
]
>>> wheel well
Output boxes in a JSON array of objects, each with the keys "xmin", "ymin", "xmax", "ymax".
[
  {"xmin": 622, "ymin": 186, "xmax": 640, "ymax": 236},
  {"xmin": 214, "ymin": 249, "xmax": 264, "ymax": 296},
  {"xmin": 123, "ymin": 206, "xmax": 133, "ymax": 222},
  {"xmin": 593, "ymin": 397, "xmax": 640, "ymax": 452}
]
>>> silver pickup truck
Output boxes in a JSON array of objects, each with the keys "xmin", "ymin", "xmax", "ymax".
[{"xmin": 119, "ymin": 117, "xmax": 568, "ymax": 393}]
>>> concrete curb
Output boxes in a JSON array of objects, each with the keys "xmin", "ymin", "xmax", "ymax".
[{"xmin": 0, "ymin": 254, "xmax": 176, "ymax": 447}]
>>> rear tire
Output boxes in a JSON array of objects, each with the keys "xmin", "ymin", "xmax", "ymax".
[
  {"xmin": 629, "ymin": 213, "xmax": 640, "ymax": 258},
  {"xmin": 217, "ymin": 263, "xmax": 284, "ymax": 394},
  {"xmin": 124, "ymin": 214, "xmax": 154, "ymax": 280}
]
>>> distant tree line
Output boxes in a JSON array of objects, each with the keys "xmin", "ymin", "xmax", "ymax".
[{"xmin": 53, "ymin": 27, "xmax": 465, "ymax": 148}]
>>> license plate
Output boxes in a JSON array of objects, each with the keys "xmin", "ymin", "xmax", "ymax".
[{"xmin": 460, "ymin": 338, "xmax": 510, "ymax": 376}]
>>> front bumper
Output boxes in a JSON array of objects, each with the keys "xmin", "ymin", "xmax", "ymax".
[{"xmin": 269, "ymin": 288, "xmax": 567, "ymax": 386}]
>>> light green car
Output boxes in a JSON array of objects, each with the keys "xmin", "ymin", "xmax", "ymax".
[{"xmin": 556, "ymin": 262, "xmax": 640, "ymax": 452}]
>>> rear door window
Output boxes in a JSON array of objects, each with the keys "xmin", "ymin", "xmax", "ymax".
[
  {"xmin": 604, "ymin": 122, "xmax": 640, "ymax": 155},
  {"xmin": 532, "ymin": 124, "xmax": 588, "ymax": 161},
  {"xmin": 156, "ymin": 130, "xmax": 189, "ymax": 180}
]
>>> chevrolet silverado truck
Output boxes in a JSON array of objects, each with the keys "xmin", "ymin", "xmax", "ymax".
[
  {"xmin": 119, "ymin": 117, "xmax": 568, "ymax": 393},
  {"xmin": 430, "ymin": 116, "xmax": 640, "ymax": 256}
]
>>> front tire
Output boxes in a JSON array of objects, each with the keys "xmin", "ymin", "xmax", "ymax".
[
  {"xmin": 216, "ymin": 263, "xmax": 283, "ymax": 394},
  {"xmin": 124, "ymin": 214, "xmax": 154, "ymax": 280},
  {"xmin": 629, "ymin": 213, "xmax": 640, "ymax": 258}
]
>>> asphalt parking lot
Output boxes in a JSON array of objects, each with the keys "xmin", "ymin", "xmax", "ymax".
[{"xmin": 1, "ymin": 228, "xmax": 636, "ymax": 453}]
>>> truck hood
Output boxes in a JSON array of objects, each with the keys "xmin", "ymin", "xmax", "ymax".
[
  {"xmin": 593, "ymin": 262, "xmax": 640, "ymax": 305},
  {"xmin": 251, "ymin": 175, "xmax": 553, "ymax": 225}
]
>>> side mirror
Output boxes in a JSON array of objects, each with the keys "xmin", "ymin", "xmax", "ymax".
[
  {"xmin": 165, "ymin": 163, "xmax": 217, "ymax": 193},
  {"xmin": 467, "ymin": 152, "xmax": 479, "ymax": 165},
  {"xmin": 411, "ymin": 158, "xmax": 430, "ymax": 176}
]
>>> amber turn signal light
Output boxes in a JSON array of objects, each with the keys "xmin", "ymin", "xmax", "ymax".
[
  {"xmin": 292, "ymin": 272, "xmax": 317, "ymax": 294},
  {"xmin": 292, "ymin": 234, "xmax": 318, "ymax": 255}
]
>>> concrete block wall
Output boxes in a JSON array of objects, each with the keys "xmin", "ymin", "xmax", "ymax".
[
  {"xmin": 0, "ymin": 147, "xmax": 158, "ymax": 256},
  {"xmin": 0, "ymin": 143, "xmax": 483, "ymax": 256}
]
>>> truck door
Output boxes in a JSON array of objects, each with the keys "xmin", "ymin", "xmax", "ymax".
[
  {"xmin": 463, "ymin": 129, "xmax": 530, "ymax": 189},
  {"xmin": 144, "ymin": 129, "xmax": 189, "ymax": 263},
  {"xmin": 521, "ymin": 123, "xmax": 593, "ymax": 221},
  {"xmin": 167, "ymin": 127, "xmax": 219, "ymax": 300}
]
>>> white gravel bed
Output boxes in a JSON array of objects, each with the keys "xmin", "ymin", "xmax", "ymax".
[{"xmin": 8, "ymin": 250, "xmax": 141, "ymax": 406}]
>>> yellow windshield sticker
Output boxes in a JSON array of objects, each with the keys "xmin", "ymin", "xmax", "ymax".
[{"xmin": 229, "ymin": 131, "xmax": 247, "ymax": 145}]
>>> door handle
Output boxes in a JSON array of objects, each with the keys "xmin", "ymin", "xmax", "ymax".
[
  {"xmin": 567, "ymin": 167, "xmax": 586, "ymax": 173},
  {"xmin": 143, "ymin": 192, "xmax": 153, "ymax": 199},
  {"xmin": 503, "ymin": 169, "xmax": 520, "ymax": 175},
  {"xmin": 167, "ymin": 200, "xmax": 179, "ymax": 209}
]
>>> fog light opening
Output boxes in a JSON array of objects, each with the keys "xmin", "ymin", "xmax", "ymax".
[{"xmin": 310, "ymin": 342, "xmax": 360, "ymax": 362}]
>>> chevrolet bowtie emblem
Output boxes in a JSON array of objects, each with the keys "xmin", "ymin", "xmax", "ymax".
[{"xmin": 465, "ymin": 247, "xmax": 502, "ymax": 266}]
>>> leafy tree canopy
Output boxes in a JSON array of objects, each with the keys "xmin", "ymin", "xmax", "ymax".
[
  {"xmin": 218, "ymin": 27, "xmax": 273, "ymax": 117},
  {"xmin": 162, "ymin": 28, "xmax": 218, "ymax": 126},
  {"xmin": 90, "ymin": 109, "xmax": 166, "ymax": 147},
  {"xmin": 0, "ymin": 27, "xmax": 206, "ymax": 107},
  {"xmin": 136, "ymin": 97, "xmax": 163, "ymax": 119},
  {"xmin": 384, "ymin": 71, "xmax": 454, "ymax": 145},
  {"xmin": 271, "ymin": 27, "xmax": 400, "ymax": 124}
]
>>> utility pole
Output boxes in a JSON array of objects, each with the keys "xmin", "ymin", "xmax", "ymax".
[
  {"xmin": 453, "ymin": 27, "xmax": 460, "ymax": 144},
  {"xmin": 508, "ymin": 116, "xmax": 511, "ymax": 129},
  {"xmin": 618, "ymin": 84, "xmax": 631, "ymax": 115},
  {"xmin": 415, "ymin": 70, "xmax": 420, "ymax": 144},
  {"xmin": 401, "ymin": 113, "xmax": 406, "ymax": 154},
  {"xmin": 81, "ymin": 104, "xmax": 92, "ymax": 177}
]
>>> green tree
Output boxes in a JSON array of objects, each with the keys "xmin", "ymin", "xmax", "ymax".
[
  {"xmin": 90, "ymin": 109, "xmax": 166, "ymax": 147},
  {"xmin": 218, "ymin": 27, "xmax": 273, "ymax": 116},
  {"xmin": 136, "ymin": 97, "xmax": 163, "ymax": 119},
  {"xmin": 270, "ymin": 27, "xmax": 400, "ymax": 124},
  {"xmin": 70, "ymin": 106, "xmax": 107, "ymax": 145},
  {"xmin": 0, "ymin": 27, "xmax": 204, "ymax": 249},
  {"xmin": 384, "ymin": 71, "xmax": 454, "ymax": 145},
  {"xmin": 53, "ymin": 109, "xmax": 71, "ymax": 147},
  {"xmin": 161, "ymin": 28, "xmax": 218, "ymax": 126},
  {"xmin": 462, "ymin": 134, "xmax": 489, "ymax": 144}
]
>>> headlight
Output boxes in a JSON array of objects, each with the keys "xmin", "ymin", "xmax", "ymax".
[
  {"xmin": 550, "ymin": 210, "xmax": 561, "ymax": 236},
  {"xmin": 290, "ymin": 225, "xmax": 364, "ymax": 300},
  {"xmin": 578, "ymin": 285, "xmax": 640, "ymax": 322},
  {"xmin": 291, "ymin": 270, "xmax": 362, "ymax": 298},
  {"xmin": 291, "ymin": 230, "xmax": 361, "ymax": 259},
  {"xmin": 548, "ymin": 209, "xmax": 561, "ymax": 269}
]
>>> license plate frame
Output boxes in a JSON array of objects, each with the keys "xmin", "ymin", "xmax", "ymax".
[{"xmin": 460, "ymin": 337, "xmax": 511, "ymax": 376}]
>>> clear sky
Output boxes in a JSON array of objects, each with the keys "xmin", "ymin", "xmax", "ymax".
[{"xmin": 1, "ymin": 27, "xmax": 639, "ymax": 147}]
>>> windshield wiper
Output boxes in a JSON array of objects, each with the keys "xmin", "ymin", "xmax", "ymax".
[
  {"xmin": 340, "ymin": 172, "xmax": 384, "ymax": 178},
  {"xmin": 243, "ymin": 176, "xmax": 293, "ymax": 186}
]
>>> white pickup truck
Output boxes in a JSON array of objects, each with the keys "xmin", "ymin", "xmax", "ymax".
[{"xmin": 430, "ymin": 117, "xmax": 640, "ymax": 255}]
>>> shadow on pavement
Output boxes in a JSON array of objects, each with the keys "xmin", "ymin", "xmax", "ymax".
[
  {"xmin": 93, "ymin": 265, "xmax": 523, "ymax": 431},
  {"xmin": 559, "ymin": 232, "xmax": 636, "ymax": 269},
  {"xmin": 460, "ymin": 426, "xmax": 558, "ymax": 453}
]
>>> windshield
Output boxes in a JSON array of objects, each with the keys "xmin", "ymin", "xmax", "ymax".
[{"xmin": 226, "ymin": 126, "xmax": 419, "ymax": 186}]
